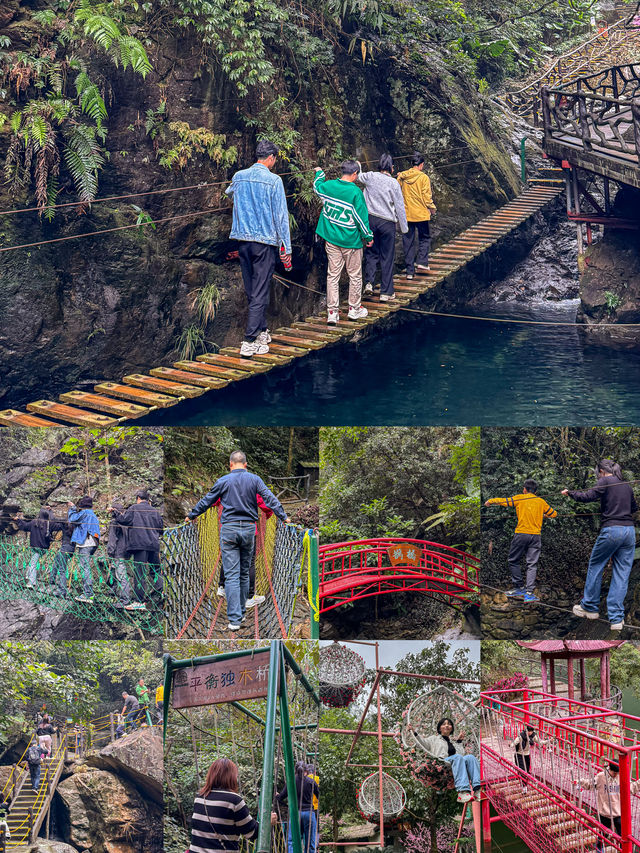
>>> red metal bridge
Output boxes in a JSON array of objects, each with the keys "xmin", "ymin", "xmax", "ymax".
[
  {"xmin": 481, "ymin": 687, "xmax": 640, "ymax": 853},
  {"xmin": 318, "ymin": 537, "xmax": 479, "ymax": 613}
]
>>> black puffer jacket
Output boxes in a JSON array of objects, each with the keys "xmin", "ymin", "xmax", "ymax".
[
  {"xmin": 17, "ymin": 510, "xmax": 54, "ymax": 550},
  {"xmin": 114, "ymin": 500, "xmax": 163, "ymax": 552}
]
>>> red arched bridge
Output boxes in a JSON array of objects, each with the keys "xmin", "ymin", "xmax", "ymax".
[{"xmin": 318, "ymin": 538, "xmax": 479, "ymax": 613}]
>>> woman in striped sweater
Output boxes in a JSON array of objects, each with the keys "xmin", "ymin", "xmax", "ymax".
[{"xmin": 189, "ymin": 758, "xmax": 270, "ymax": 853}]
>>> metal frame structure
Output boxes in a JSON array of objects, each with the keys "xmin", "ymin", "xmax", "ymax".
[
  {"xmin": 318, "ymin": 640, "xmax": 482, "ymax": 851},
  {"xmin": 318, "ymin": 538, "xmax": 479, "ymax": 615},
  {"xmin": 481, "ymin": 687, "xmax": 640, "ymax": 853},
  {"xmin": 163, "ymin": 642, "xmax": 320, "ymax": 853}
]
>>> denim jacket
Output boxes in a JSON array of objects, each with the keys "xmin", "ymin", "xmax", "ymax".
[
  {"xmin": 68, "ymin": 507, "xmax": 100, "ymax": 547},
  {"xmin": 225, "ymin": 163, "xmax": 291, "ymax": 253}
]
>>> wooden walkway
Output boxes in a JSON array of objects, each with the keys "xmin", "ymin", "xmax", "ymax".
[{"xmin": 0, "ymin": 182, "xmax": 563, "ymax": 428}]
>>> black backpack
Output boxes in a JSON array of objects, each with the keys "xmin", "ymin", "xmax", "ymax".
[{"xmin": 27, "ymin": 745, "xmax": 42, "ymax": 764}]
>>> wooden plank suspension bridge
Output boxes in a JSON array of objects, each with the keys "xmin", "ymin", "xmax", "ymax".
[{"xmin": 0, "ymin": 182, "xmax": 563, "ymax": 428}]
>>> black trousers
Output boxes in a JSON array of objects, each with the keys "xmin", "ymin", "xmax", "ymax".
[
  {"xmin": 508, "ymin": 533, "xmax": 542, "ymax": 593},
  {"xmin": 238, "ymin": 241, "xmax": 277, "ymax": 341},
  {"xmin": 597, "ymin": 815, "xmax": 621, "ymax": 851},
  {"xmin": 129, "ymin": 550, "xmax": 161, "ymax": 602},
  {"xmin": 514, "ymin": 753, "xmax": 530, "ymax": 774},
  {"xmin": 364, "ymin": 215, "xmax": 397, "ymax": 295},
  {"xmin": 402, "ymin": 220, "xmax": 431, "ymax": 273}
]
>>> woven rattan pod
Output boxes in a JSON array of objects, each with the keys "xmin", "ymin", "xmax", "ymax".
[
  {"xmin": 319, "ymin": 642, "xmax": 366, "ymax": 707},
  {"xmin": 357, "ymin": 771, "xmax": 406, "ymax": 822}
]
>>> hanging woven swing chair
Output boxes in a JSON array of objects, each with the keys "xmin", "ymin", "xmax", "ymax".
[
  {"xmin": 319, "ymin": 642, "xmax": 366, "ymax": 707},
  {"xmin": 357, "ymin": 771, "xmax": 407, "ymax": 823},
  {"xmin": 396, "ymin": 684, "xmax": 480, "ymax": 790}
]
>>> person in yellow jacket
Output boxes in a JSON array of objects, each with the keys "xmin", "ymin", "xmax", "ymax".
[
  {"xmin": 397, "ymin": 152, "xmax": 436, "ymax": 279},
  {"xmin": 484, "ymin": 478, "xmax": 557, "ymax": 603}
]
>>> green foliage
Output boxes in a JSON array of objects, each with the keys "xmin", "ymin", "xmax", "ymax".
[
  {"xmin": 605, "ymin": 290, "xmax": 621, "ymax": 312},
  {"xmin": 188, "ymin": 281, "xmax": 221, "ymax": 326},
  {"xmin": 132, "ymin": 204, "xmax": 156, "ymax": 233},
  {"xmin": 157, "ymin": 122, "xmax": 237, "ymax": 171},
  {"xmin": 176, "ymin": 324, "xmax": 207, "ymax": 361},
  {"xmin": 74, "ymin": 2, "xmax": 152, "ymax": 77}
]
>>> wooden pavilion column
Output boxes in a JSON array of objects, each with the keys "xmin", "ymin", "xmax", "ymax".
[
  {"xmin": 541, "ymin": 656, "xmax": 548, "ymax": 693},
  {"xmin": 567, "ymin": 656, "xmax": 574, "ymax": 700},
  {"xmin": 549, "ymin": 658, "xmax": 556, "ymax": 695},
  {"xmin": 579, "ymin": 658, "xmax": 587, "ymax": 702}
]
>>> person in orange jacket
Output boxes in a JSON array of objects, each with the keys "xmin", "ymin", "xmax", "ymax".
[{"xmin": 397, "ymin": 152, "xmax": 436, "ymax": 279}]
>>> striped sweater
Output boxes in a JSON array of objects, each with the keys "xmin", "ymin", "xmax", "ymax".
[
  {"xmin": 189, "ymin": 789, "xmax": 258, "ymax": 853},
  {"xmin": 313, "ymin": 169, "xmax": 373, "ymax": 248}
]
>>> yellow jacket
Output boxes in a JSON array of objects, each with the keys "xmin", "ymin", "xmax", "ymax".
[
  {"xmin": 397, "ymin": 168, "xmax": 436, "ymax": 221},
  {"xmin": 486, "ymin": 494, "xmax": 557, "ymax": 535}
]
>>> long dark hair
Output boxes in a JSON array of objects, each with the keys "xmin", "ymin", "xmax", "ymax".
[
  {"xmin": 200, "ymin": 758, "xmax": 239, "ymax": 796},
  {"xmin": 597, "ymin": 459, "xmax": 623, "ymax": 479},
  {"xmin": 379, "ymin": 154, "xmax": 394, "ymax": 173},
  {"xmin": 33, "ymin": 509, "xmax": 51, "ymax": 537}
]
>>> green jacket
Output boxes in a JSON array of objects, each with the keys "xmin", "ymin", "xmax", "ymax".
[
  {"xmin": 313, "ymin": 170, "xmax": 373, "ymax": 249},
  {"xmin": 136, "ymin": 683, "xmax": 150, "ymax": 704}
]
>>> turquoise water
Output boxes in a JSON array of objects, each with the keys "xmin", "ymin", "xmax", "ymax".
[{"xmin": 139, "ymin": 302, "xmax": 640, "ymax": 426}]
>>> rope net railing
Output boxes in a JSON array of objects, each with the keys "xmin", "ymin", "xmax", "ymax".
[
  {"xmin": 165, "ymin": 645, "xmax": 320, "ymax": 853},
  {"xmin": 0, "ymin": 540, "xmax": 162, "ymax": 633},
  {"xmin": 481, "ymin": 687, "xmax": 640, "ymax": 853},
  {"xmin": 318, "ymin": 537, "xmax": 479, "ymax": 613},
  {"xmin": 163, "ymin": 505, "xmax": 315, "ymax": 639}
]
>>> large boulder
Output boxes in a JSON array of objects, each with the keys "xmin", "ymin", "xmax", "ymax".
[
  {"xmin": 56, "ymin": 766, "xmax": 162, "ymax": 853},
  {"xmin": 86, "ymin": 728, "xmax": 163, "ymax": 803},
  {"xmin": 12, "ymin": 843, "xmax": 78, "ymax": 853}
]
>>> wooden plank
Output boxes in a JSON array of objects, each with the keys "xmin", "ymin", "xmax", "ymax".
[
  {"xmin": 26, "ymin": 400, "xmax": 118, "ymax": 428},
  {"xmin": 59, "ymin": 391, "xmax": 149, "ymax": 419},
  {"xmin": 294, "ymin": 322, "xmax": 351, "ymax": 337},
  {"xmin": 151, "ymin": 366, "xmax": 229, "ymax": 387},
  {"xmin": 122, "ymin": 374, "xmax": 203, "ymax": 398},
  {"xmin": 0, "ymin": 409, "xmax": 62, "ymax": 428},
  {"xmin": 267, "ymin": 342, "xmax": 311, "ymax": 357},
  {"xmin": 173, "ymin": 361, "xmax": 249, "ymax": 381},
  {"xmin": 95, "ymin": 382, "xmax": 179, "ymax": 408},
  {"xmin": 274, "ymin": 326, "xmax": 334, "ymax": 342},
  {"xmin": 196, "ymin": 354, "xmax": 271, "ymax": 372},
  {"xmin": 269, "ymin": 334, "xmax": 327, "ymax": 350}
]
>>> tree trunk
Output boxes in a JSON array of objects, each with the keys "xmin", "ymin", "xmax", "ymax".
[
  {"xmin": 429, "ymin": 792, "xmax": 438, "ymax": 853},
  {"xmin": 332, "ymin": 802, "xmax": 339, "ymax": 852},
  {"xmin": 83, "ymin": 433, "xmax": 91, "ymax": 494},
  {"xmin": 104, "ymin": 450, "xmax": 112, "ymax": 505},
  {"xmin": 287, "ymin": 428, "xmax": 294, "ymax": 476}
]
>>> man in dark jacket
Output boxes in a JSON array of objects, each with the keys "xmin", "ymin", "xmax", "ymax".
[
  {"xmin": 109, "ymin": 490, "xmax": 163, "ymax": 609},
  {"xmin": 15, "ymin": 508, "xmax": 54, "ymax": 589},
  {"xmin": 105, "ymin": 501, "xmax": 133, "ymax": 608},
  {"xmin": 186, "ymin": 451, "xmax": 289, "ymax": 630}
]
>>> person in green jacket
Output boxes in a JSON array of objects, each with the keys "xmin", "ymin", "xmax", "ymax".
[{"xmin": 313, "ymin": 161, "xmax": 374, "ymax": 325}]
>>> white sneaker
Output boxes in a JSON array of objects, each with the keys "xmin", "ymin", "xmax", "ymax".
[
  {"xmin": 457, "ymin": 791, "xmax": 473, "ymax": 803},
  {"xmin": 610, "ymin": 621, "xmax": 624, "ymax": 631},
  {"xmin": 364, "ymin": 282, "xmax": 373, "ymax": 295},
  {"xmin": 572, "ymin": 604, "xmax": 599, "ymax": 620},
  {"xmin": 257, "ymin": 330, "xmax": 271, "ymax": 344},
  {"xmin": 405, "ymin": 273, "xmax": 414, "ymax": 280},
  {"xmin": 327, "ymin": 309, "xmax": 339, "ymax": 325},
  {"xmin": 348, "ymin": 306, "xmax": 368, "ymax": 320},
  {"xmin": 416, "ymin": 264, "xmax": 431, "ymax": 271},
  {"xmin": 245, "ymin": 595, "xmax": 266, "ymax": 608},
  {"xmin": 380, "ymin": 294, "xmax": 396, "ymax": 302},
  {"xmin": 240, "ymin": 339, "xmax": 269, "ymax": 357},
  {"xmin": 217, "ymin": 586, "xmax": 226, "ymax": 598},
  {"xmin": 228, "ymin": 623, "xmax": 241, "ymax": 631}
]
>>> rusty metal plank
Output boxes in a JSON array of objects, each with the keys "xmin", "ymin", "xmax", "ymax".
[
  {"xmin": 196, "ymin": 354, "xmax": 271, "ymax": 372},
  {"xmin": 95, "ymin": 382, "xmax": 179, "ymax": 408},
  {"xmin": 269, "ymin": 334, "xmax": 327, "ymax": 350},
  {"xmin": 60, "ymin": 391, "xmax": 149, "ymax": 419},
  {"xmin": 26, "ymin": 401, "xmax": 118, "ymax": 428},
  {"xmin": 172, "ymin": 361, "xmax": 247, "ymax": 381},
  {"xmin": 122, "ymin": 374, "xmax": 204, "ymax": 398},
  {"xmin": 151, "ymin": 366, "xmax": 229, "ymax": 387},
  {"xmin": 0, "ymin": 409, "xmax": 62, "ymax": 427}
]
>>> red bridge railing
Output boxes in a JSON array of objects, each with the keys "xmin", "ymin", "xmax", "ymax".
[
  {"xmin": 318, "ymin": 538, "xmax": 479, "ymax": 613},
  {"xmin": 481, "ymin": 687, "xmax": 640, "ymax": 853}
]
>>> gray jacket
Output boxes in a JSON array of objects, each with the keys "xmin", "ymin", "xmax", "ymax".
[
  {"xmin": 357, "ymin": 171, "xmax": 408, "ymax": 233},
  {"xmin": 421, "ymin": 733, "xmax": 465, "ymax": 760}
]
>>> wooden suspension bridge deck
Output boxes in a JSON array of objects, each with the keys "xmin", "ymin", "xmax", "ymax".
[{"xmin": 0, "ymin": 182, "xmax": 563, "ymax": 429}]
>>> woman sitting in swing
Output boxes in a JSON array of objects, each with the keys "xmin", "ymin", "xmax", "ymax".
[
  {"xmin": 189, "ymin": 758, "xmax": 276, "ymax": 853},
  {"xmin": 421, "ymin": 717, "xmax": 481, "ymax": 803}
]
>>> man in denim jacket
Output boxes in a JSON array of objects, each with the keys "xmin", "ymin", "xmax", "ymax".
[
  {"xmin": 68, "ymin": 495, "xmax": 100, "ymax": 603},
  {"xmin": 226, "ymin": 140, "xmax": 292, "ymax": 358}
]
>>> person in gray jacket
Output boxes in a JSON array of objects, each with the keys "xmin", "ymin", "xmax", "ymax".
[
  {"xmin": 358, "ymin": 155, "xmax": 408, "ymax": 302},
  {"xmin": 420, "ymin": 717, "xmax": 481, "ymax": 803}
]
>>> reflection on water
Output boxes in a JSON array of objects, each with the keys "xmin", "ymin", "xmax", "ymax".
[{"xmin": 141, "ymin": 301, "xmax": 640, "ymax": 426}]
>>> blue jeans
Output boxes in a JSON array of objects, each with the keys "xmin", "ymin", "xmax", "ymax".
[
  {"xmin": 26, "ymin": 548, "xmax": 44, "ymax": 586},
  {"xmin": 220, "ymin": 523, "xmax": 255, "ymax": 625},
  {"xmin": 581, "ymin": 525, "xmax": 636, "ymax": 623},
  {"xmin": 287, "ymin": 811, "xmax": 317, "ymax": 853},
  {"xmin": 29, "ymin": 762, "xmax": 42, "ymax": 791},
  {"xmin": 445, "ymin": 753, "xmax": 481, "ymax": 792},
  {"xmin": 125, "ymin": 710, "xmax": 138, "ymax": 731},
  {"xmin": 51, "ymin": 550, "xmax": 73, "ymax": 597},
  {"xmin": 77, "ymin": 545, "xmax": 97, "ymax": 597}
]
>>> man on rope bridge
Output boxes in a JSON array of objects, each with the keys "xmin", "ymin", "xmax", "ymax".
[
  {"xmin": 185, "ymin": 451, "xmax": 290, "ymax": 631},
  {"xmin": 484, "ymin": 478, "xmax": 557, "ymax": 604}
]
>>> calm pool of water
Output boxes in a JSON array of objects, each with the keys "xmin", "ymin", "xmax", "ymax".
[{"xmin": 139, "ymin": 301, "xmax": 640, "ymax": 426}]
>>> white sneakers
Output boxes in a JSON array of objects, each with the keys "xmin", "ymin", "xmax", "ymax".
[
  {"xmin": 327, "ymin": 309, "xmax": 339, "ymax": 325},
  {"xmin": 240, "ymin": 339, "xmax": 269, "ymax": 357},
  {"xmin": 572, "ymin": 604, "xmax": 599, "ymax": 620},
  {"xmin": 246, "ymin": 595, "xmax": 266, "ymax": 608},
  {"xmin": 217, "ymin": 586, "xmax": 226, "ymax": 598},
  {"xmin": 457, "ymin": 791, "xmax": 473, "ymax": 803},
  {"xmin": 416, "ymin": 263, "xmax": 431, "ymax": 271},
  {"xmin": 611, "ymin": 621, "xmax": 624, "ymax": 631},
  {"xmin": 380, "ymin": 294, "xmax": 396, "ymax": 302},
  {"xmin": 348, "ymin": 306, "xmax": 369, "ymax": 320},
  {"xmin": 364, "ymin": 282, "xmax": 374, "ymax": 295},
  {"xmin": 228, "ymin": 623, "xmax": 241, "ymax": 631},
  {"xmin": 257, "ymin": 329, "xmax": 271, "ymax": 344}
]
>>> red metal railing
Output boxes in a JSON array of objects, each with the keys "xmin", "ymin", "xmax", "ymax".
[
  {"xmin": 318, "ymin": 538, "xmax": 479, "ymax": 613},
  {"xmin": 481, "ymin": 687, "xmax": 640, "ymax": 853}
]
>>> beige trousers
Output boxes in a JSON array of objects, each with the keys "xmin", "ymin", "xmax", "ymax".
[{"xmin": 325, "ymin": 243, "xmax": 363, "ymax": 311}]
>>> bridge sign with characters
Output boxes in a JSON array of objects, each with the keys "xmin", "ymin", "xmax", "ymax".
[
  {"xmin": 171, "ymin": 651, "xmax": 275, "ymax": 708},
  {"xmin": 387, "ymin": 543, "xmax": 423, "ymax": 567}
]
